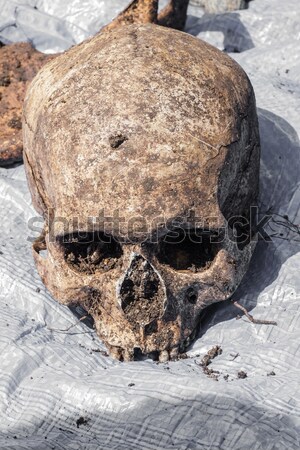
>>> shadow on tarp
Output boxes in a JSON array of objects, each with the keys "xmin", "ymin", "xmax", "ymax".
[
  {"xmin": 186, "ymin": 11, "xmax": 254, "ymax": 52},
  {"xmin": 2, "ymin": 385, "xmax": 298, "ymax": 450},
  {"xmin": 196, "ymin": 108, "xmax": 300, "ymax": 339}
]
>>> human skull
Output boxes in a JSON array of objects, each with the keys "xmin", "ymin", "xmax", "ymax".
[{"xmin": 23, "ymin": 24, "xmax": 260, "ymax": 361}]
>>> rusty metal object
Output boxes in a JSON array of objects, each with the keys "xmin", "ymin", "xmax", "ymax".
[
  {"xmin": 105, "ymin": 0, "xmax": 189, "ymax": 32},
  {"xmin": 0, "ymin": 42, "xmax": 54, "ymax": 166},
  {"xmin": 158, "ymin": 0, "xmax": 189, "ymax": 30},
  {"xmin": 103, "ymin": 0, "xmax": 159, "ymax": 31},
  {"xmin": 23, "ymin": 23, "xmax": 260, "ymax": 361}
]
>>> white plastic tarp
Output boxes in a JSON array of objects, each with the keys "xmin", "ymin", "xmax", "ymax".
[{"xmin": 0, "ymin": 1, "xmax": 299, "ymax": 449}]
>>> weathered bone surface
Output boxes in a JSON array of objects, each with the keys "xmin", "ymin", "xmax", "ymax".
[
  {"xmin": 0, "ymin": 42, "xmax": 53, "ymax": 166},
  {"xmin": 23, "ymin": 23, "xmax": 260, "ymax": 361},
  {"xmin": 0, "ymin": 0, "xmax": 188, "ymax": 166}
]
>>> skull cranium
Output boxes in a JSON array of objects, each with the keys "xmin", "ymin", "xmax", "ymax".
[{"xmin": 23, "ymin": 23, "xmax": 260, "ymax": 361}]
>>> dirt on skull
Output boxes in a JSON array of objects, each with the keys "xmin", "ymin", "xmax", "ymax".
[
  {"xmin": 120, "ymin": 255, "xmax": 166, "ymax": 329},
  {"xmin": 0, "ymin": 0, "xmax": 189, "ymax": 166},
  {"xmin": 62, "ymin": 233, "xmax": 122, "ymax": 274},
  {"xmin": 23, "ymin": 23, "xmax": 260, "ymax": 361},
  {"xmin": 0, "ymin": 43, "xmax": 53, "ymax": 166}
]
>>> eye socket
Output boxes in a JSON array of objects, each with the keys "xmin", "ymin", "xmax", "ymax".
[
  {"xmin": 59, "ymin": 232, "xmax": 122, "ymax": 273},
  {"xmin": 156, "ymin": 229, "xmax": 220, "ymax": 272}
]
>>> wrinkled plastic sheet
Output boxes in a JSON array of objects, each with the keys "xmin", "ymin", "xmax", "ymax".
[{"xmin": 0, "ymin": 1, "xmax": 300, "ymax": 449}]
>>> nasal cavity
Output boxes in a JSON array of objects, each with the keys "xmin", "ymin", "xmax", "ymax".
[{"xmin": 119, "ymin": 255, "xmax": 166, "ymax": 327}]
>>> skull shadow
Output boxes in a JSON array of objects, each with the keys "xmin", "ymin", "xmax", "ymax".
[
  {"xmin": 196, "ymin": 108, "xmax": 300, "ymax": 340},
  {"xmin": 186, "ymin": 11, "xmax": 254, "ymax": 53}
]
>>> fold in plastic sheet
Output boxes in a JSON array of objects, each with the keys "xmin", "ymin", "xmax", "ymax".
[{"xmin": 0, "ymin": 0, "xmax": 300, "ymax": 449}]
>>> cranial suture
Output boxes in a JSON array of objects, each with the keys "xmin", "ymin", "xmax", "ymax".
[{"xmin": 23, "ymin": 23, "xmax": 260, "ymax": 361}]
